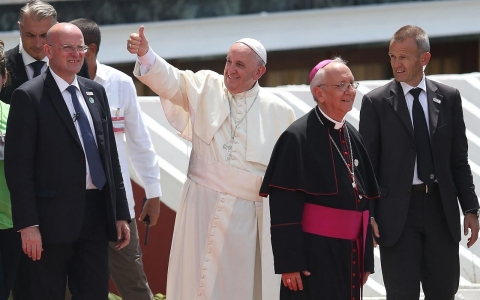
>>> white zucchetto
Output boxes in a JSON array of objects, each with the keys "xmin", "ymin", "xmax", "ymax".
[{"xmin": 236, "ymin": 38, "xmax": 267, "ymax": 65}]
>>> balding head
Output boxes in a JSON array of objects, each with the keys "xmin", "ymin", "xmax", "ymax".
[
  {"xmin": 45, "ymin": 23, "xmax": 85, "ymax": 83},
  {"xmin": 311, "ymin": 58, "xmax": 356, "ymax": 122}
]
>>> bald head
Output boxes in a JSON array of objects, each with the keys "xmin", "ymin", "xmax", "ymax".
[
  {"xmin": 45, "ymin": 23, "xmax": 85, "ymax": 83},
  {"xmin": 46, "ymin": 23, "xmax": 82, "ymax": 44}
]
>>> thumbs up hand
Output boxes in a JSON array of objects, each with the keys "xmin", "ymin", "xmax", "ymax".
[{"xmin": 127, "ymin": 25, "xmax": 149, "ymax": 57}]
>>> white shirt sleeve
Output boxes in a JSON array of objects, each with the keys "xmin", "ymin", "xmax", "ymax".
[
  {"xmin": 137, "ymin": 48, "xmax": 156, "ymax": 75},
  {"xmin": 121, "ymin": 75, "xmax": 162, "ymax": 198}
]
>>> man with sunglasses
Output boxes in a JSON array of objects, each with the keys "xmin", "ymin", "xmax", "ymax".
[
  {"xmin": 260, "ymin": 58, "xmax": 379, "ymax": 299},
  {"xmin": 5, "ymin": 23, "xmax": 130, "ymax": 300}
]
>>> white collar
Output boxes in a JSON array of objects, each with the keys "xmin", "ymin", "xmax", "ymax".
[
  {"xmin": 228, "ymin": 81, "xmax": 260, "ymax": 99},
  {"xmin": 400, "ymin": 75, "xmax": 427, "ymax": 96},
  {"xmin": 318, "ymin": 106, "xmax": 345, "ymax": 130},
  {"xmin": 93, "ymin": 60, "xmax": 107, "ymax": 81},
  {"xmin": 50, "ymin": 68, "xmax": 79, "ymax": 93}
]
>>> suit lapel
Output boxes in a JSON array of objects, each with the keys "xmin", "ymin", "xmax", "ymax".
[
  {"xmin": 387, "ymin": 81, "xmax": 414, "ymax": 138},
  {"xmin": 426, "ymin": 79, "xmax": 441, "ymax": 139},
  {"xmin": 11, "ymin": 46, "xmax": 29, "ymax": 85},
  {"xmin": 44, "ymin": 69, "xmax": 82, "ymax": 147}
]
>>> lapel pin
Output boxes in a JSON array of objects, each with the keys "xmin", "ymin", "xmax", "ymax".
[
  {"xmin": 89, "ymin": 97, "xmax": 95, "ymax": 104},
  {"xmin": 433, "ymin": 98, "xmax": 441, "ymax": 104},
  {"xmin": 86, "ymin": 91, "xmax": 94, "ymax": 96}
]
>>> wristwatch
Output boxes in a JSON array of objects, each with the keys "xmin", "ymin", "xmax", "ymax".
[{"xmin": 466, "ymin": 209, "xmax": 480, "ymax": 218}]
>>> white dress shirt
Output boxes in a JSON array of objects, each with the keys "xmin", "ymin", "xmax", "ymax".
[
  {"xmin": 94, "ymin": 62, "xmax": 161, "ymax": 217},
  {"xmin": 50, "ymin": 69, "xmax": 98, "ymax": 189},
  {"xmin": 19, "ymin": 39, "xmax": 48, "ymax": 80},
  {"xmin": 400, "ymin": 76, "xmax": 430, "ymax": 185}
]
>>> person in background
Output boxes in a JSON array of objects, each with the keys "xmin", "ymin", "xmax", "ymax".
[
  {"xmin": 359, "ymin": 25, "xmax": 479, "ymax": 299},
  {"xmin": 0, "ymin": 39, "xmax": 20, "ymax": 300},
  {"xmin": 260, "ymin": 58, "xmax": 379, "ymax": 299},
  {"xmin": 127, "ymin": 26, "xmax": 295, "ymax": 299},
  {"xmin": 70, "ymin": 18, "xmax": 161, "ymax": 300},
  {"xmin": 0, "ymin": 0, "xmax": 88, "ymax": 105}
]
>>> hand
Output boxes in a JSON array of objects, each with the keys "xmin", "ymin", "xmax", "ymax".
[
  {"xmin": 362, "ymin": 271, "xmax": 371, "ymax": 286},
  {"xmin": 115, "ymin": 220, "xmax": 130, "ymax": 250},
  {"xmin": 371, "ymin": 217, "xmax": 380, "ymax": 247},
  {"xmin": 138, "ymin": 197, "xmax": 161, "ymax": 226},
  {"xmin": 464, "ymin": 213, "xmax": 479, "ymax": 248},
  {"xmin": 20, "ymin": 227, "xmax": 43, "ymax": 261},
  {"xmin": 127, "ymin": 26, "xmax": 149, "ymax": 57},
  {"xmin": 282, "ymin": 271, "xmax": 311, "ymax": 291}
]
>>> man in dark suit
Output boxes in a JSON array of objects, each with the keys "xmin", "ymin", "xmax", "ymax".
[
  {"xmin": 0, "ymin": 0, "xmax": 88, "ymax": 104},
  {"xmin": 359, "ymin": 25, "xmax": 479, "ymax": 300},
  {"xmin": 4, "ymin": 22, "xmax": 130, "ymax": 300}
]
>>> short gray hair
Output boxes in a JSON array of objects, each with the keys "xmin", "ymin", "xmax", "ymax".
[
  {"xmin": 19, "ymin": 0, "xmax": 57, "ymax": 26},
  {"xmin": 253, "ymin": 53, "xmax": 265, "ymax": 67},
  {"xmin": 309, "ymin": 56, "xmax": 348, "ymax": 97},
  {"xmin": 391, "ymin": 25, "xmax": 430, "ymax": 55}
]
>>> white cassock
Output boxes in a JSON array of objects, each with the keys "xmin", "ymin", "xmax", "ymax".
[{"xmin": 134, "ymin": 52, "xmax": 295, "ymax": 300}]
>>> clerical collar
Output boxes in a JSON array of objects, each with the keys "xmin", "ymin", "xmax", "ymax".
[
  {"xmin": 19, "ymin": 38, "xmax": 48, "ymax": 67},
  {"xmin": 229, "ymin": 81, "xmax": 260, "ymax": 99},
  {"xmin": 317, "ymin": 106, "xmax": 345, "ymax": 130},
  {"xmin": 400, "ymin": 75, "xmax": 426, "ymax": 97}
]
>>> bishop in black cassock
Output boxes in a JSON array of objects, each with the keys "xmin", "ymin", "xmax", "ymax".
[{"xmin": 260, "ymin": 59, "xmax": 380, "ymax": 300}]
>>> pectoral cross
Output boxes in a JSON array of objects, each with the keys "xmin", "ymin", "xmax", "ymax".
[{"xmin": 223, "ymin": 142, "xmax": 233, "ymax": 161}]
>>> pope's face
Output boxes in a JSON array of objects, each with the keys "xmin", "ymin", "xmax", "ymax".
[
  {"xmin": 224, "ymin": 43, "xmax": 265, "ymax": 94},
  {"xmin": 389, "ymin": 37, "xmax": 430, "ymax": 87},
  {"xmin": 314, "ymin": 63, "xmax": 356, "ymax": 122},
  {"xmin": 19, "ymin": 14, "xmax": 54, "ymax": 60}
]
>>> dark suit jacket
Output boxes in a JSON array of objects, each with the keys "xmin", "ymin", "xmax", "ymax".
[
  {"xmin": 359, "ymin": 79, "xmax": 478, "ymax": 246},
  {"xmin": 4, "ymin": 68, "xmax": 130, "ymax": 245},
  {"xmin": 0, "ymin": 44, "xmax": 89, "ymax": 104}
]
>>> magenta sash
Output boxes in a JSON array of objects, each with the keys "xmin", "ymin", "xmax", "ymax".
[{"xmin": 302, "ymin": 204, "xmax": 369, "ymax": 285}]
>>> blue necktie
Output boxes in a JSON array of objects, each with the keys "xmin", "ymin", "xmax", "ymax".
[
  {"xmin": 66, "ymin": 85, "xmax": 106, "ymax": 190},
  {"xmin": 30, "ymin": 61, "xmax": 45, "ymax": 78}
]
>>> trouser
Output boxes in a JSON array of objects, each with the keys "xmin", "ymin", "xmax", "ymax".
[
  {"xmin": 16, "ymin": 190, "xmax": 110, "ymax": 300},
  {"xmin": 108, "ymin": 219, "xmax": 153, "ymax": 300},
  {"xmin": 0, "ymin": 228, "xmax": 22, "ymax": 300},
  {"xmin": 380, "ymin": 188, "xmax": 459, "ymax": 300}
]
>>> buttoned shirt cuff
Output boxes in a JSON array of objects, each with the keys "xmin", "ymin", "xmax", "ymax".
[
  {"xmin": 144, "ymin": 182, "xmax": 162, "ymax": 199},
  {"xmin": 137, "ymin": 47, "xmax": 156, "ymax": 75}
]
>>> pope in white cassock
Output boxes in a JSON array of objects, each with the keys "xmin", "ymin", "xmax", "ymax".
[{"xmin": 127, "ymin": 26, "xmax": 296, "ymax": 300}]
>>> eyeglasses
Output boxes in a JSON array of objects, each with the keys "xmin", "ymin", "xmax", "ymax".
[
  {"xmin": 48, "ymin": 44, "xmax": 88, "ymax": 53},
  {"xmin": 318, "ymin": 82, "xmax": 359, "ymax": 92}
]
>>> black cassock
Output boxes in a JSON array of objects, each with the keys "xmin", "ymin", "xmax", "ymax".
[{"xmin": 260, "ymin": 107, "xmax": 380, "ymax": 300}]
